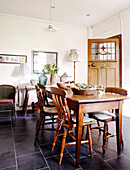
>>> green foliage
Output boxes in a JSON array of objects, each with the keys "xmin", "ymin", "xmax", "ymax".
[
  {"xmin": 44, "ymin": 64, "xmax": 59, "ymax": 74},
  {"xmin": 77, "ymin": 83, "xmax": 90, "ymax": 89}
]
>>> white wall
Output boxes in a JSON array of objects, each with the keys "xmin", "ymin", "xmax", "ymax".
[
  {"xmin": 91, "ymin": 14, "xmax": 121, "ymax": 38},
  {"xmin": 90, "ymin": 9, "xmax": 130, "ymax": 116},
  {"xmin": 0, "ymin": 13, "xmax": 87, "ymax": 85}
]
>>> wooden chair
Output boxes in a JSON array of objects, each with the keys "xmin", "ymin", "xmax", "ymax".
[
  {"xmin": 51, "ymin": 87, "xmax": 93, "ymax": 165},
  {"xmin": 34, "ymin": 85, "xmax": 58, "ymax": 145},
  {"xmin": 89, "ymin": 87, "xmax": 128, "ymax": 155},
  {"xmin": 32, "ymin": 83, "xmax": 55, "ymax": 113},
  {"xmin": 0, "ymin": 85, "xmax": 16, "ymax": 118},
  {"xmin": 63, "ymin": 80, "xmax": 75, "ymax": 84},
  {"xmin": 37, "ymin": 83, "xmax": 55, "ymax": 107},
  {"xmin": 57, "ymin": 83, "xmax": 73, "ymax": 95}
]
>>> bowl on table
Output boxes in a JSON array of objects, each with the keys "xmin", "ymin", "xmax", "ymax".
[{"xmin": 71, "ymin": 83, "xmax": 96, "ymax": 95}]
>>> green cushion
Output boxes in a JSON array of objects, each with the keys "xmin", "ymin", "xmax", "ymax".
[
  {"xmin": 0, "ymin": 86, "xmax": 15, "ymax": 99},
  {"xmin": 0, "ymin": 103, "xmax": 15, "ymax": 111},
  {"xmin": 0, "ymin": 85, "xmax": 15, "ymax": 113}
]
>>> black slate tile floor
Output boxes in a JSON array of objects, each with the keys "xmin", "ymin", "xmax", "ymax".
[{"xmin": 0, "ymin": 112, "xmax": 130, "ymax": 170}]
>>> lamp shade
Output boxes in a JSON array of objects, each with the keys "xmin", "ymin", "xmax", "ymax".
[
  {"xmin": 18, "ymin": 63, "xmax": 30, "ymax": 75},
  {"xmin": 67, "ymin": 49, "xmax": 81, "ymax": 62}
]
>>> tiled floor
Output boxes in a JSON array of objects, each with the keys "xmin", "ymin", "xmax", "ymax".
[{"xmin": 0, "ymin": 112, "xmax": 130, "ymax": 170}]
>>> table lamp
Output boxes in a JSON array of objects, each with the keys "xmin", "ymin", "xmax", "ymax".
[
  {"xmin": 67, "ymin": 49, "xmax": 81, "ymax": 83},
  {"xmin": 17, "ymin": 63, "xmax": 30, "ymax": 86}
]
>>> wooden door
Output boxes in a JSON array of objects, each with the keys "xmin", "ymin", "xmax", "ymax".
[{"xmin": 88, "ymin": 39, "xmax": 120, "ymax": 88}]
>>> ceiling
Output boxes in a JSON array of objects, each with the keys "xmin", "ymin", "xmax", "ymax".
[{"xmin": 0, "ymin": 0, "xmax": 130, "ymax": 26}]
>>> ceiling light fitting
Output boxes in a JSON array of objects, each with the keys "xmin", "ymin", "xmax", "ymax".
[
  {"xmin": 86, "ymin": 14, "xmax": 90, "ymax": 16},
  {"xmin": 51, "ymin": 5, "xmax": 55, "ymax": 9},
  {"xmin": 46, "ymin": 0, "xmax": 58, "ymax": 32}
]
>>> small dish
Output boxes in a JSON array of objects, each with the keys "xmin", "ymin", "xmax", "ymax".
[{"xmin": 71, "ymin": 87, "xmax": 96, "ymax": 95}]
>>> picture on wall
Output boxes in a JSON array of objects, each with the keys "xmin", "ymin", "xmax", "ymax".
[
  {"xmin": 33, "ymin": 51, "xmax": 58, "ymax": 74},
  {"xmin": 0, "ymin": 54, "xmax": 27, "ymax": 64}
]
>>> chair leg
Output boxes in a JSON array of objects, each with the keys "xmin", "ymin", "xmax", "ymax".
[
  {"xmin": 52, "ymin": 123, "xmax": 60, "ymax": 151},
  {"xmin": 52, "ymin": 115, "xmax": 54, "ymax": 129},
  {"xmin": 97, "ymin": 121, "xmax": 101, "ymax": 134},
  {"xmin": 36, "ymin": 114, "xmax": 40, "ymax": 129},
  {"xmin": 82, "ymin": 126, "xmax": 84, "ymax": 135},
  {"xmin": 121, "ymin": 135, "xmax": 124, "ymax": 148},
  {"xmin": 86, "ymin": 126, "xmax": 89, "ymax": 140},
  {"xmin": 34, "ymin": 114, "xmax": 43, "ymax": 145},
  {"xmin": 41, "ymin": 115, "xmax": 45, "ymax": 134},
  {"xmin": 90, "ymin": 124, "xmax": 92, "ymax": 130},
  {"xmin": 102, "ymin": 123, "xmax": 108, "ymax": 155},
  {"xmin": 59, "ymin": 128, "xmax": 67, "ymax": 165},
  {"xmin": 14, "ymin": 110, "xmax": 17, "ymax": 118},
  {"xmin": 12, "ymin": 110, "xmax": 16, "ymax": 118},
  {"xmin": 87, "ymin": 125, "xmax": 93, "ymax": 158}
]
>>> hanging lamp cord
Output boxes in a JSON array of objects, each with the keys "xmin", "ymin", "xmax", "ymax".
[{"xmin": 50, "ymin": 0, "xmax": 52, "ymax": 25}]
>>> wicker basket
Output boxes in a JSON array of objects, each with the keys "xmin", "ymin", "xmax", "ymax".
[{"xmin": 71, "ymin": 88, "xmax": 96, "ymax": 95}]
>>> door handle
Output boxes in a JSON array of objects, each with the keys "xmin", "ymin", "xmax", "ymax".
[
  {"xmin": 88, "ymin": 63, "xmax": 96, "ymax": 67},
  {"xmin": 91, "ymin": 63, "xmax": 96, "ymax": 67}
]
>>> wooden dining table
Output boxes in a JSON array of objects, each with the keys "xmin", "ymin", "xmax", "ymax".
[
  {"xmin": 66, "ymin": 91, "xmax": 127, "ymax": 166},
  {"xmin": 45, "ymin": 87, "xmax": 127, "ymax": 166}
]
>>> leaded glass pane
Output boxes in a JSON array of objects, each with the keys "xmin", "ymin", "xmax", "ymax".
[
  {"xmin": 91, "ymin": 42, "xmax": 116, "ymax": 61},
  {"xmin": 112, "ymin": 54, "xmax": 115, "ymax": 60},
  {"xmin": 112, "ymin": 48, "xmax": 115, "ymax": 53},
  {"xmin": 91, "ymin": 43, "xmax": 96, "ymax": 48},
  {"xmin": 112, "ymin": 42, "xmax": 115, "ymax": 48},
  {"xmin": 91, "ymin": 55, "xmax": 96, "ymax": 60}
]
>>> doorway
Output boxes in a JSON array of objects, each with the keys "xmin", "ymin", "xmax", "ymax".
[{"xmin": 88, "ymin": 35, "xmax": 122, "ymax": 88}]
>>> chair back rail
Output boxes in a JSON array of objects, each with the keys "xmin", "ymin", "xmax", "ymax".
[
  {"xmin": 0, "ymin": 84, "xmax": 16, "ymax": 101},
  {"xmin": 37, "ymin": 83, "xmax": 46, "ymax": 90},
  {"xmin": 105, "ymin": 87, "xmax": 127, "ymax": 96},
  {"xmin": 63, "ymin": 80, "xmax": 75, "ymax": 84},
  {"xmin": 51, "ymin": 87, "xmax": 72, "ymax": 126},
  {"xmin": 37, "ymin": 83, "xmax": 50, "ymax": 105},
  {"xmin": 35, "ymin": 85, "xmax": 44, "ymax": 112},
  {"xmin": 35, "ymin": 84, "xmax": 40, "ymax": 93},
  {"xmin": 57, "ymin": 83, "xmax": 72, "ymax": 95}
]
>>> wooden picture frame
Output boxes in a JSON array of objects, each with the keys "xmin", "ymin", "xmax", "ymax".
[
  {"xmin": 33, "ymin": 51, "xmax": 58, "ymax": 74},
  {"xmin": 0, "ymin": 54, "xmax": 27, "ymax": 64}
]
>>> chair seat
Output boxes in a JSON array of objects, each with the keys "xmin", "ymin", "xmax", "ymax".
[
  {"xmin": 44, "ymin": 106, "xmax": 58, "ymax": 115},
  {"xmin": 71, "ymin": 114, "xmax": 93, "ymax": 123},
  {"xmin": 0, "ymin": 103, "xmax": 15, "ymax": 111},
  {"xmin": 89, "ymin": 111, "xmax": 115, "ymax": 121},
  {"xmin": 0, "ymin": 99, "xmax": 13, "ymax": 104},
  {"xmin": 51, "ymin": 87, "xmax": 93, "ymax": 165},
  {"xmin": 47, "ymin": 101, "xmax": 55, "ymax": 107}
]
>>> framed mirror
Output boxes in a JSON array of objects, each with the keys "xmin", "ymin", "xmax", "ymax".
[{"xmin": 33, "ymin": 51, "xmax": 58, "ymax": 74}]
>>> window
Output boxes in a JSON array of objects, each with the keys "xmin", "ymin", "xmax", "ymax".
[{"xmin": 91, "ymin": 42, "xmax": 116, "ymax": 61}]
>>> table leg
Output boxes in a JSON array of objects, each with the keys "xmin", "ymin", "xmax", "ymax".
[
  {"xmin": 23, "ymin": 89, "xmax": 29, "ymax": 116},
  {"xmin": 76, "ymin": 104, "xmax": 83, "ymax": 167},
  {"xmin": 115, "ymin": 101, "xmax": 123, "ymax": 155}
]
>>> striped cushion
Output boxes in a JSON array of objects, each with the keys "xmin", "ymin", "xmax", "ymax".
[
  {"xmin": 47, "ymin": 101, "xmax": 55, "ymax": 107},
  {"xmin": 44, "ymin": 106, "xmax": 57, "ymax": 114},
  {"xmin": 68, "ymin": 113, "xmax": 93, "ymax": 123},
  {"xmin": 89, "ymin": 111, "xmax": 115, "ymax": 121}
]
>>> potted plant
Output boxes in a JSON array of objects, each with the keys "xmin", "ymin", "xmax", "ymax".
[{"xmin": 44, "ymin": 64, "xmax": 60, "ymax": 84}]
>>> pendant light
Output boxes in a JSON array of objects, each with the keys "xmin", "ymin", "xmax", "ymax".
[{"xmin": 46, "ymin": 0, "xmax": 58, "ymax": 32}]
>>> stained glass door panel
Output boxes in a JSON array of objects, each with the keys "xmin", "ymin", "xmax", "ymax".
[
  {"xmin": 88, "ymin": 38, "xmax": 120, "ymax": 88},
  {"xmin": 91, "ymin": 42, "xmax": 116, "ymax": 61}
]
